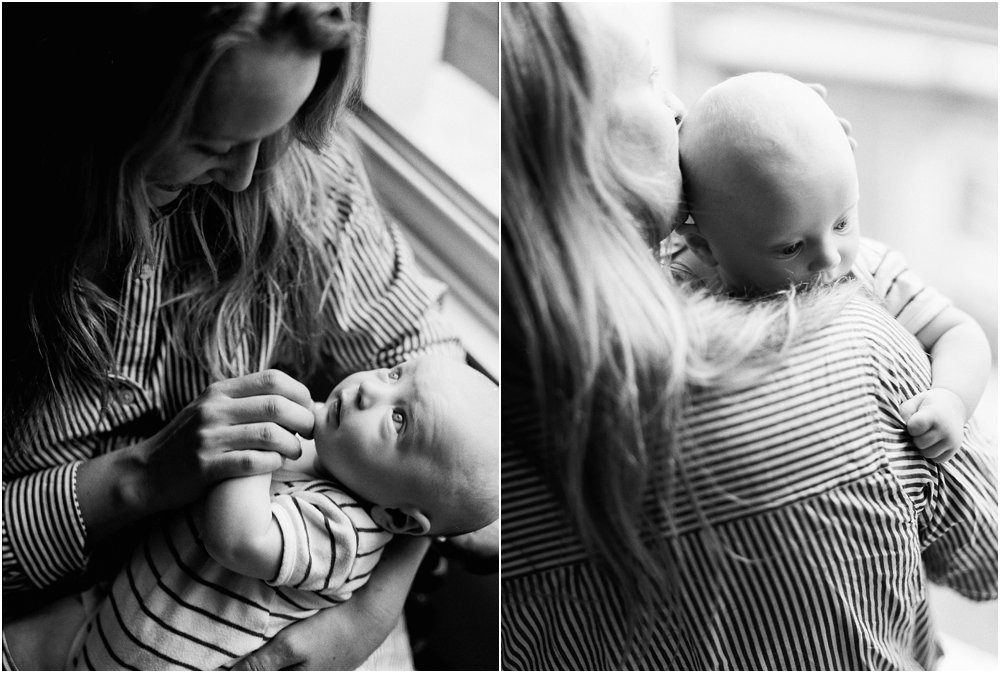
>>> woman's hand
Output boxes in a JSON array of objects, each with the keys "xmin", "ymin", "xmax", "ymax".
[
  {"xmin": 806, "ymin": 82, "xmax": 858, "ymax": 151},
  {"xmin": 436, "ymin": 518, "xmax": 499, "ymax": 574},
  {"xmin": 77, "ymin": 369, "xmax": 315, "ymax": 540},
  {"xmin": 233, "ymin": 536, "xmax": 431, "ymax": 670}
]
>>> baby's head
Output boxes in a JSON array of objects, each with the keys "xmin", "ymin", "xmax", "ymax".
[
  {"xmin": 677, "ymin": 72, "xmax": 860, "ymax": 294},
  {"xmin": 312, "ymin": 355, "xmax": 499, "ymax": 537}
]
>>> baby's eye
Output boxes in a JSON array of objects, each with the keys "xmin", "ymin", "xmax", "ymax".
[
  {"xmin": 778, "ymin": 242, "xmax": 803, "ymax": 257},
  {"xmin": 833, "ymin": 219, "xmax": 849, "ymax": 232},
  {"xmin": 391, "ymin": 409, "xmax": 406, "ymax": 434}
]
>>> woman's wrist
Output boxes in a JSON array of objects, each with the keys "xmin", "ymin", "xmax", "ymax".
[{"xmin": 75, "ymin": 441, "xmax": 156, "ymax": 541}]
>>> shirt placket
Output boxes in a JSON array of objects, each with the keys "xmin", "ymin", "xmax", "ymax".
[{"xmin": 105, "ymin": 222, "xmax": 169, "ymax": 428}]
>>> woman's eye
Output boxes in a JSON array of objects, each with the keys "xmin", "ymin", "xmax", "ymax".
[
  {"xmin": 196, "ymin": 144, "xmax": 231, "ymax": 158},
  {"xmin": 391, "ymin": 409, "xmax": 406, "ymax": 433},
  {"xmin": 779, "ymin": 242, "xmax": 803, "ymax": 257},
  {"xmin": 387, "ymin": 368, "xmax": 400, "ymax": 381}
]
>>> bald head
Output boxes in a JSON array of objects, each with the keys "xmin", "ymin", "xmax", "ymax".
[
  {"xmin": 675, "ymin": 73, "xmax": 861, "ymax": 293},
  {"xmin": 418, "ymin": 357, "xmax": 500, "ymax": 535},
  {"xmin": 681, "ymin": 72, "xmax": 853, "ymax": 212}
]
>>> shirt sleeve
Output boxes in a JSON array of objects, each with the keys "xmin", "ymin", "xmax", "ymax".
[
  {"xmin": 268, "ymin": 484, "xmax": 391, "ymax": 601},
  {"xmin": 2, "ymin": 461, "xmax": 88, "ymax": 591},
  {"xmin": 862, "ymin": 300, "xmax": 998, "ymax": 600},
  {"xmin": 310, "ymin": 134, "xmax": 465, "ymax": 381},
  {"xmin": 852, "ymin": 237, "xmax": 952, "ymax": 335},
  {"xmin": 920, "ymin": 423, "xmax": 998, "ymax": 600}
]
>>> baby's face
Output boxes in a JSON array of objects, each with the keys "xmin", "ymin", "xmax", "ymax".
[
  {"xmin": 311, "ymin": 356, "xmax": 485, "ymax": 518},
  {"xmin": 708, "ymin": 151, "xmax": 861, "ymax": 294},
  {"xmin": 681, "ymin": 73, "xmax": 861, "ymax": 294}
]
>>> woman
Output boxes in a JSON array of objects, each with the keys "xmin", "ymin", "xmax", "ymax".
[
  {"xmin": 4, "ymin": 3, "xmax": 462, "ymax": 668},
  {"xmin": 501, "ymin": 3, "xmax": 997, "ymax": 669}
]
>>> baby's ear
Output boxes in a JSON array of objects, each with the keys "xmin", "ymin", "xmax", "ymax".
[
  {"xmin": 371, "ymin": 505, "xmax": 431, "ymax": 536},
  {"xmin": 674, "ymin": 221, "xmax": 718, "ymax": 267}
]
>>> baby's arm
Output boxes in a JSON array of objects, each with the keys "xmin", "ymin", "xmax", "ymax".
[
  {"xmin": 283, "ymin": 436, "xmax": 320, "ymax": 475},
  {"xmin": 900, "ymin": 306, "xmax": 992, "ymax": 462},
  {"xmin": 196, "ymin": 474, "xmax": 283, "ymax": 581}
]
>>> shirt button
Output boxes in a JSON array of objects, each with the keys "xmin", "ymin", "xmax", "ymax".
[{"xmin": 117, "ymin": 389, "xmax": 137, "ymax": 406}]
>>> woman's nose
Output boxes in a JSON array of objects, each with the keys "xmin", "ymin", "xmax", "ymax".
[{"xmin": 211, "ymin": 141, "xmax": 260, "ymax": 192}]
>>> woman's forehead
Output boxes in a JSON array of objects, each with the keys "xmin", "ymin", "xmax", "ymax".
[
  {"xmin": 583, "ymin": 4, "xmax": 651, "ymax": 62},
  {"xmin": 190, "ymin": 41, "xmax": 320, "ymax": 142}
]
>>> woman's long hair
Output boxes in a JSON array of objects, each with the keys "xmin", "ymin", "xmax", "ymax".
[
  {"xmin": 4, "ymin": 3, "xmax": 361, "ymax": 446},
  {"xmin": 502, "ymin": 2, "xmax": 853, "ymax": 655}
]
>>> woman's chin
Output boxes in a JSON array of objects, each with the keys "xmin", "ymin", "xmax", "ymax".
[{"xmin": 148, "ymin": 183, "xmax": 186, "ymax": 206}]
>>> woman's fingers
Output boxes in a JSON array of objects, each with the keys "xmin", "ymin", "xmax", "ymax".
[
  {"xmin": 838, "ymin": 117, "xmax": 858, "ymax": 151},
  {"xmin": 805, "ymin": 82, "xmax": 828, "ymax": 99},
  {"xmin": 220, "ymin": 422, "xmax": 305, "ymax": 458},
  {"xmin": 210, "ymin": 369, "xmax": 313, "ymax": 408},
  {"xmin": 222, "ymin": 395, "xmax": 316, "ymax": 437},
  {"xmin": 805, "ymin": 81, "xmax": 858, "ymax": 151}
]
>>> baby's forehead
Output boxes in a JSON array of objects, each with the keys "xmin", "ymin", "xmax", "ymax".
[{"xmin": 406, "ymin": 357, "xmax": 497, "ymax": 455}]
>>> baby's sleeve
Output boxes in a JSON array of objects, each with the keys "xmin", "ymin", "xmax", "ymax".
[
  {"xmin": 268, "ymin": 483, "xmax": 393, "ymax": 600},
  {"xmin": 853, "ymin": 237, "xmax": 952, "ymax": 336}
]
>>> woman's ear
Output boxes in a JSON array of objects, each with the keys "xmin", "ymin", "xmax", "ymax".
[
  {"xmin": 675, "ymin": 221, "xmax": 718, "ymax": 267},
  {"xmin": 371, "ymin": 505, "xmax": 431, "ymax": 535}
]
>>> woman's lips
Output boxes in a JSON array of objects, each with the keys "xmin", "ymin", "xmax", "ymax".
[{"xmin": 155, "ymin": 183, "xmax": 186, "ymax": 192}]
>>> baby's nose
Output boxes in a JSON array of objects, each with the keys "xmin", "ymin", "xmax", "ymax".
[
  {"xmin": 357, "ymin": 380, "xmax": 386, "ymax": 409},
  {"xmin": 811, "ymin": 244, "xmax": 841, "ymax": 271}
]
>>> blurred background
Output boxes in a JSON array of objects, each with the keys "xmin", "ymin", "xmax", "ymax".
[{"xmin": 631, "ymin": 1, "xmax": 997, "ymax": 667}]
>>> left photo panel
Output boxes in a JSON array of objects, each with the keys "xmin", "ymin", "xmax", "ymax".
[{"xmin": 2, "ymin": 2, "xmax": 500, "ymax": 671}]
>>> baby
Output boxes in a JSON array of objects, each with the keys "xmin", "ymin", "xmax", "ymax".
[
  {"xmin": 13, "ymin": 355, "xmax": 498, "ymax": 670},
  {"xmin": 670, "ymin": 72, "xmax": 991, "ymax": 463}
]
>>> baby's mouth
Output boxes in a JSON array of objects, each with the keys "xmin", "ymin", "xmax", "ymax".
[{"xmin": 332, "ymin": 396, "xmax": 342, "ymax": 429}]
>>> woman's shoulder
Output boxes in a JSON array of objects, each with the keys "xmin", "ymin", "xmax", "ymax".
[
  {"xmin": 832, "ymin": 297, "xmax": 930, "ymax": 381},
  {"xmin": 674, "ymin": 295, "xmax": 930, "ymax": 528},
  {"xmin": 298, "ymin": 129, "xmax": 369, "ymax": 198}
]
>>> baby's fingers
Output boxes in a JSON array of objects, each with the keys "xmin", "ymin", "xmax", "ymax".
[
  {"xmin": 906, "ymin": 411, "xmax": 937, "ymax": 442},
  {"xmin": 916, "ymin": 438, "xmax": 959, "ymax": 463},
  {"xmin": 899, "ymin": 393, "xmax": 926, "ymax": 424}
]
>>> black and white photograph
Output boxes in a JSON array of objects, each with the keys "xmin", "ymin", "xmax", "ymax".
[
  {"xmin": 2, "ymin": 1, "xmax": 998, "ymax": 672},
  {"xmin": 3, "ymin": 2, "xmax": 498, "ymax": 670},
  {"xmin": 499, "ymin": 2, "xmax": 997, "ymax": 671}
]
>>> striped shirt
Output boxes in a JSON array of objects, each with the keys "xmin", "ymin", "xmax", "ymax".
[
  {"xmin": 668, "ymin": 235, "xmax": 952, "ymax": 335},
  {"xmin": 2, "ymin": 132, "xmax": 463, "ymax": 595},
  {"xmin": 69, "ymin": 471, "xmax": 392, "ymax": 671},
  {"xmin": 501, "ymin": 299, "xmax": 998, "ymax": 670}
]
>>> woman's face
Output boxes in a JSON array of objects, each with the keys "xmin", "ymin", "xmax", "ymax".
[
  {"xmin": 596, "ymin": 10, "xmax": 685, "ymax": 230},
  {"xmin": 146, "ymin": 40, "xmax": 321, "ymax": 206}
]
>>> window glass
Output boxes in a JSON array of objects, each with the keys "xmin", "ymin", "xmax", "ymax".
[{"xmin": 363, "ymin": 2, "xmax": 499, "ymax": 216}]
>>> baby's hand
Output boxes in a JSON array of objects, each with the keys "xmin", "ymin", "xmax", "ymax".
[{"xmin": 899, "ymin": 388, "xmax": 967, "ymax": 463}]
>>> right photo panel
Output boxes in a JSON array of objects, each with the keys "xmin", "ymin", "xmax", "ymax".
[{"xmin": 500, "ymin": 2, "xmax": 998, "ymax": 670}]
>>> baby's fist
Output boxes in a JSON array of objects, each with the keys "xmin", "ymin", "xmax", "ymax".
[{"xmin": 899, "ymin": 388, "xmax": 967, "ymax": 462}]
